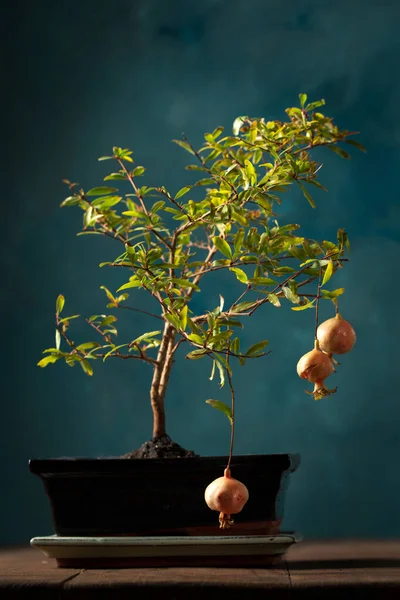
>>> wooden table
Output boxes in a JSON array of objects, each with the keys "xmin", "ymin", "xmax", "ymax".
[{"xmin": 1, "ymin": 541, "xmax": 400, "ymax": 598}]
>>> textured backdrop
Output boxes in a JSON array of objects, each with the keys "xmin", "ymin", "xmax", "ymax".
[{"xmin": 2, "ymin": 0, "xmax": 400, "ymax": 543}]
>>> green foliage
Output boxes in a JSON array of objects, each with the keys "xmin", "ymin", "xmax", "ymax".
[
  {"xmin": 40, "ymin": 95, "xmax": 361, "ymax": 417},
  {"xmin": 56, "ymin": 294, "xmax": 65, "ymax": 315},
  {"xmin": 206, "ymin": 399, "xmax": 233, "ymax": 424}
]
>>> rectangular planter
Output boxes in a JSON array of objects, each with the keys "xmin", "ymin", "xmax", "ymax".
[{"xmin": 30, "ymin": 453, "xmax": 300, "ymax": 537}]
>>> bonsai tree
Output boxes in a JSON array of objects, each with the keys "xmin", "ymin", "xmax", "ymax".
[{"xmin": 38, "ymin": 94, "xmax": 361, "ymax": 471}]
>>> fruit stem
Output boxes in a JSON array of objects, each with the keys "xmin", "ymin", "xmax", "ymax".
[
  {"xmin": 336, "ymin": 312, "xmax": 343, "ymax": 320},
  {"xmin": 314, "ymin": 268, "xmax": 322, "ymax": 344},
  {"xmin": 225, "ymin": 355, "xmax": 235, "ymax": 473}
]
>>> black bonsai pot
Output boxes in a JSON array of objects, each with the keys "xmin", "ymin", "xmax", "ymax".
[{"xmin": 30, "ymin": 453, "xmax": 300, "ymax": 537}]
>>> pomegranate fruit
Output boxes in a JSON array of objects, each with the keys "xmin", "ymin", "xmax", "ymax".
[
  {"xmin": 317, "ymin": 313, "xmax": 356, "ymax": 355},
  {"xmin": 297, "ymin": 342, "xmax": 337, "ymax": 400},
  {"xmin": 296, "ymin": 344, "xmax": 334, "ymax": 382},
  {"xmin": 204, "ymin": 468, "xmax": 249, "ymax": 529}
]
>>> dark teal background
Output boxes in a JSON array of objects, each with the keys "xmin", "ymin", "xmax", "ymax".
[{"xmin": 2, "ymin": 0, "xmax": 400, "ymax": 544}]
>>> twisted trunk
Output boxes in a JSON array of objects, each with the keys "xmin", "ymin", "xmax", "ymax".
[{"xmin": 150, "ymin": 322, "xmax": 176, "ymax": 438}]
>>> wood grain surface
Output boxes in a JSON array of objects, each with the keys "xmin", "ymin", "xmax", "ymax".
[{"xmin": 1, "ymin": 541, "xmax": 400, "ymax": 599}]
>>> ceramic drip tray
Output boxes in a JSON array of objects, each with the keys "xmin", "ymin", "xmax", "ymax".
[{"xmin": 31, "ymin": 533, "xmax": 302, "ymax": 568}]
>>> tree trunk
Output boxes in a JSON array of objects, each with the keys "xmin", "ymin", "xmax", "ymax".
[{"xmin": 150, "ymin": 322, "xmax": 176, "ymax": 439}]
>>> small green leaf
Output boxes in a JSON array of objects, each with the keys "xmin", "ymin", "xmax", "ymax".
[
  {"xmin": 170, "ymin": 278, "xmax": 200, "ymax": 291},
  {"xmin": 297, "ymin": 181, "xmax": 316, "ymax": 208},
  {"xmin": 209, "ymin": 360, "xmax": 216, "ymax": 381},
  {"xmin": 231, "ymin": 301, "xmax": 255, "ymax": 313},
  {"xmin": 56, "ymin": 294, "xmax": 65, "ymax": 315},
  {"xmin": 299, "ymin": 93, "xmax": 307, "ymax": 107},
  {"xmin": 186, "ymin": 349, "xmax": 208, "ymax": 359},
  {"xmin": 230, "ymin": 267, "xmax": 248, "ymax": 284},
  {"xmin": 131, "ymin": 331, "xmax": 161, "ymax": 345},
  {"xmin": 122, "ymin": 209, "xmax": 144, "ymax": 218},
  {"xmin": 37, "ymin": 354, "xmax": 60, "ymax": 368},
  {"xmin": 234, "ymin": 228, "xmax": 245, "ymax": 257},
  {"xmin": 86, "ymin": 186, "xmax": 118, "ymax": 196},
  {"xmin": 77, "ymin": 231, "xmax": 103, "ymax": 236},
  {"xmin": 172, "ymin": 140, "xmax": 196, "ymax": 155},
  {"xmin": 244, "ymin": 159, "xmax": 257, "ymax": 186},
  {"xmin": 215, "ymin": 360, "xmax": 225, "ymax": 388},
  {"xmin": 76, "ymin": 342, "xmax": 100, "ymax": 351},
  {"xmin": 117, "ymin": 278, "xmax": 141, "ymax": 292},
  {"xmin": 188, "ymin": 333, "xmax": 204, "ymax": 345},
  {"xmin": 132, "ymin": 166, "xmax": 145, "ymax": 177},
  {"xmin": 246, "ymin": 340, "xmax": 269, "ymax": 357},
  {"xmin": 101, "ymin": 286, "xmax": 116, "ymax": 303},
  {"xmin": 322, "ymin": 259, "xmax": 334, "ymax": 286},
  {"xmin": 305, "ymin": 99, "xmax": 325, "ymax": 112},
  {"xmin": 79, "ymin": 359, "xmax": 93, "ymax": 376},
  {"xmin": 219, "ymin": 294, "xmax": 225, "ymax": 312},
  {"xmin": 231, "ymin": 210, "xmax": 248, "ymax": 226},
  {"xmin": 249, "ymin": 277, "xmax": 276, "ymax": 286},
  {"xmin": 180, "ymin": 305, "xmax": 188, "ymax": 330},
  {"xmin": 328, "ymin": 145, "xmax": 351, "ymax": 159},
  {"xmin": 151, "ymin": 201, "xmax": 165, "ymax": 213},
  {"xmin": 231, "ymin": 337, "xmax": 240, "ymax": 356},
  {"xmin": 55, "ymin": 329, "xmax": 61, "ymax": 350},
  {"xmin": 92, "ymin": 195, "xmax": 121, "ymax": 208},
  {"xmin": 175, "ymin": 186, "xmax": 191, "ymax": 200},
  {"xmin": 321, "ymin": 287, "xmax": 344, "ymax": 299},
  {"xmin": 104, "ymin": 172, "xmax": 126, "ymax": 180},
  {"xmin": 213, "ymin": 236, "xmax": 232, "ymax": 258},
  {"xmin": 99, "ymin": 315, "xmax": 117, "ymax": 327},
  {"xmin": 187, "ymin": 317, "xmax": 203, "ymax": 336},
  {"xmin": 268, "ymin": 293, "xmax": 281, "ymax": 307},
  {"xmin": 233, "ymin": 116, "xmax": 248, "ymax": 136},
  {"xmin": 164, "ymin": 313, "xmax": 181, "ymax": 330},
  {"xmin": 206, "ymin": 400, "xmax": 233, "ymax": 424},
  {"xmin": 195, "ymin": 177, "xmax": 215, "ymax": 186},
  {"xmin": 282, "ymin": 286, "xmax": 300, "ymax": 304},
  {"xmin": 291, "ymin": 299, "xmax": 316, "ymax": 311},
  {"xmin": 58, "ymin": 315, "xmax": 80, "ymax": 323},
  {"xmin": 345, "ymin": 139, "xmax": 366, "ymax": 153},
  {"xmin": 98, "ymin": 156, "xmax": 114, "ymax": 161},
  {"xmin": 212, "ymin": 126, "xmax": 224, "ymax": 139},
  {"xmin": 60, "ymin": 196, "xmax": 80, "ymax": 207},
  {"xmin": 103, "ymin": 344, "xmax": 130, "ymax": 361}
]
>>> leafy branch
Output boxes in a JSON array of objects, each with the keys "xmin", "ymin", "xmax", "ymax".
[{"xmin": 38, "ymin": 95, "xmax": 363, "ymax": 439}]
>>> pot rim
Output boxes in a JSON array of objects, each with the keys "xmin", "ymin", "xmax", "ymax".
[{"xmin": 29, "ymin": 453, "xmax": 300, "ymax": 475}]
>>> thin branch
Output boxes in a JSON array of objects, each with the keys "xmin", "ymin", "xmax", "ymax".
[
  {"xmin": 230, "ymin": 284, "xmax": 252, "ymax": 311},
  {"xmin": 56, "ymin": 315, "xmax": 157, "ymax": 365},
  {"xmin": 292, "ymin": 132, "xmax": 358, "ymax": 156},
  {"xmin": 179, "ymin": 329, "xmax": 271, "ymax": 360},
  {"xmin": 314, "ymin": 269, "xmax": 322, "ymax": 342},
  {"xmin": 117, "ymin": 305, "xmax": 164, "ymax": 321},
  {"xmin": 226, "ymin": 360, "xmax": 235, "ymax": 472},
  {"xmin": 182, "ymin": 134, "xmax": 237, "ymax": 194},
  {"xmin": 85, "ymin": 318, "xmax": 157, "ymax": 365},
  {"xmin": 117, "ymin": 159, "xmax": 149, "ymax": 215},
  {"xmin": 117, "ymin": 159, "xmax": 172, "ymax": 250},
  {"xmin": 56, "ymin": 315, "xmax": 83, "ymax": 357},
  {"xmin": 96, "ymin": 352, "xmax": 157, "ymax": 364},
  {"xmin": 156, "ymin": 187, "xmax": 191, "ymax": 219}
]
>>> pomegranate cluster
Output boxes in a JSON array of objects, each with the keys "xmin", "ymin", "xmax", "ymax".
[{"xmin": 297, "ymin": 313, "xmax": 356, "ymax": 400}]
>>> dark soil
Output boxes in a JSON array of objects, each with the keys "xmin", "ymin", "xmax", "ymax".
[{"xmin": 123, "ymin": 435, "xmax": 198, "ymax": 459}]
